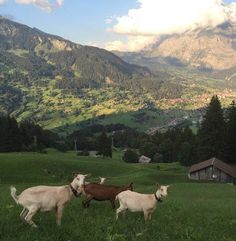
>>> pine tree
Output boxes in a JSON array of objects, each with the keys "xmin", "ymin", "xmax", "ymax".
[
  {"xmin": 20, "ymin": 120, "xmax": 34, "ymax": 147},
  {"xmin": 223, "ymin": 101, "xmax": 236, "ymax": 164},
  {"xmin": 6, "ymin": 116, "xmax": 21, "ymax": 152},
  {"xmin": 197, "ymin": 95, "xmax": 225, "ymax": 160},
  {"xmin": 139, "ymin": 142, "xmax": 157, "ymax": 160},
  {"xmin": 97, "ymin": 132, "xmax": 112, "ymax": 158},
  {"xmin": 0, "ymin": 115, "xmax": 8, "ymax": 152},
  {"xmin": 158, "ymin": 139, "xmax": 174, "ymax": 163},
  {"xmin": 0, "ymin": 115, "xmax": 21, "ymax": 152}
]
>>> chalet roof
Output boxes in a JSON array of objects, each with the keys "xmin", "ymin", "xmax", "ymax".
[{"xmin": 189, "ymin": 157, "xmax": 236, "ymax": 178}]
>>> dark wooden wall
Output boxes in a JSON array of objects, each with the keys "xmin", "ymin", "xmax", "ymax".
[{"xmin": 189, "ymin": 165, "xmax": 234, "ymax": 183}]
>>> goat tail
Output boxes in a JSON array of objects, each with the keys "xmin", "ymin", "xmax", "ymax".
[{"xmin": 10, "ymin": 186, "xmax": 19, "ymax": 204}]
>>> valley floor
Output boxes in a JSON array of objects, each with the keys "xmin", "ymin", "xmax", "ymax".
[{"xmin": 0, "ymin": 150, "xmax": 235, "ymax": 241}]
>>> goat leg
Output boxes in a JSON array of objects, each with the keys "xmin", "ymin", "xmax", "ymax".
[
  {"xmin": 20, "ymin": 208, "xmax": 28, "ymax": 220},
  {"xmin": 24, "ymin": 207, "xmax": 38, "ymax": 228},
  {"xmin": 110, "ymin": 199, "xmax": 115, "ymax": 209},
  {"xmin": 56, "ymin": 205, "xmax": 64, "ymax": 226},
  {"xmin": 82, "ymin": 195, "xmax": 93, "ymax": 208},
  {"xmin": 116, "ymin": 206, "xmax": 126, "ymax": 220},
  {"xmin": 143, "ymin": 210, "xmax": 149, "ymax": 221}
]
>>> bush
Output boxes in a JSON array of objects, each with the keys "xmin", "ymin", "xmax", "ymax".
[
  {"xmin": 55, "ymin": 143, "xmax": 69, "ymax": 152},
  {"xmin": 37, "ymin": 148, "xmax": 48, "ymax": 154},
  {"xmin": 139, "ymin": 142, "xmax": 157, "ymax": 160},
  {"xmin": 153, "ymin": 153, "xmax": 164, "ymax": 163},
  {"xmin": 122, "ymin": 149, "xmax": 139, "ymax": 163},
  {"xmin": 77, "ymin": 149, "xmax": 90, "ymax": 156}
]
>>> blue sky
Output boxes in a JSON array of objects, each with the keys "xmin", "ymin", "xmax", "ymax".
[
  {"xmin": 0, "ymin": 0, "xmax": 138, "ymax": 45},
  {"xmin": 0, "ymin": 0, "xmax": 235, "ymax": 51}
]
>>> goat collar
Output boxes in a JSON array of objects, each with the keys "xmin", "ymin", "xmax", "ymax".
[
  {"xmin": 154, "ymin": 193, "xmax": 162, "ymax": 202},
  {"xmin": 69, "ymin": 184, "xmax": 80, "ymax": 197}
]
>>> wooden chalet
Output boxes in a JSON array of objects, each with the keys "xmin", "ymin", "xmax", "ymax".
[{"xmin": 188, "ymin": 157, "xmax": 236, "ymax": 184}]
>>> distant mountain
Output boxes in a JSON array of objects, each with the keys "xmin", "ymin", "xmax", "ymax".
[
  {"xmin": 1, "ymin": 17, "xmax": 236, "ymax": 134},
  {"xmin": 0, "ymin": 17, "xmax": 152, "ymax": 87},
  {"xmin": 147, "ymin": 21, "xmax": 236, "ymax": 71},
  {"xmin": 0, "ymin": 17, "xmax": 171, "ymax": 133},
  {"xmin": 114, "ymin": 22, "xmax": 236, "ymax": 81}
]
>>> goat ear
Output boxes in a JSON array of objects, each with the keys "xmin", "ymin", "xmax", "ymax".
[
  {"xmin": 84, "ymin": 173, "xmax": 91, "ymax": 177},
  {"xmin": 167, "ymin": 185, "xmax": 171, "ymax": 188}
]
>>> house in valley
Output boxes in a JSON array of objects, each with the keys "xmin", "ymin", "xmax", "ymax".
[{"xmin": 139, "ymin": 155, "xmax": 151, "ymax": 164}]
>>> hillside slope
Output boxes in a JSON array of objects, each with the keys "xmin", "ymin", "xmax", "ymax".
[{"xmin": 0, "ymin": 17, "xmax": 152, "ymax": 86}]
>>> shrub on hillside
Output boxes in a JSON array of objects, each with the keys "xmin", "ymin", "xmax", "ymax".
[
  {"xmin": 77, "ymin": 149, "xmax": 90, "ymax": 156},
  {"xmin": 123, "ymin": 149, "xmax": 139, "ymax": 163},
  {"xmin": 54, "ymin": 142, "xmax": 69, "ymax": 152},
  {"xmin": 139, "ymin": 142, "xmax": 157, "ymax": 160},
  {"xmin": 152, "ymin": 153, "xmax": 164, "ymax": 163}
]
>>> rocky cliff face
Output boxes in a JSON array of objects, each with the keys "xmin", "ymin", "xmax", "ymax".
[
  {"xmin": 0, "ymin": 17, "xmax": 80, "ymax": 52},
  {"xmin": 147, "ymin": 22, "xmax": 236, "ymax": 70}
]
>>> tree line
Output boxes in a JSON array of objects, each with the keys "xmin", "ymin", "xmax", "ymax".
[
  {"xmin": 0, "ymin": 115, "xmax": 62, "ymax": 152},
  {"xmin": 197, "ymin": 96, "xmax": 236, "ymax": 165},
  {"xmin": 1, "ymin": 95, "xmax": 236, "ymax": 166},
  {"xmin": 121, "ymin": 96, "xmax": 236, "ymax": 166}
]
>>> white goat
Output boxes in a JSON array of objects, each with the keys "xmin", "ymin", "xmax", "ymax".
[
  {"xmin": 10, "ymin": 174, "xmax": 87, "ymax": 228},
  {"xmin": 116, "ymin": 184, "xmax": 170, "ymax": 221},
  {"xmin": 99, "ymin": 177, "xmax": 106, "ymax": 184},
  {"xmin": 84, "ymin": 176, "xmax": 106, "ymax": 185}
]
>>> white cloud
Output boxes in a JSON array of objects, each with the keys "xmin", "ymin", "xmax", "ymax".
[
  {"xmin": 56, "ymin": 0, "xmax": 63, "ymax": 7},
  {"xmin": 229, "ymin": 2, "xmax": 236, "ymax": 22},
  {"xmin": 107, "ymin": 0, "xmax": 236, "ymax": 51},
  {"xmin": 105, "ymin": 36, "xmax": 157, "ymax": 52},
  {"xmin": 105, "ymin": 18, "xmax": 113, "ymax": 24},
  {"xmin": 15, "ymin": 0, "xmax": 64, "ymax": 12},
  {"xmin": 0, "ymin": 0, "xmax": 6, "ymax": 5}
]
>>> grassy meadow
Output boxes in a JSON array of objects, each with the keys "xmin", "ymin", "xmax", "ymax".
[{"xmin": 0, "ymin": 150, "xmax": 235, "ymax": 241}]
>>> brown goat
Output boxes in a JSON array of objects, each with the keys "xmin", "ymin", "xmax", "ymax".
[{"xmin": 82, "ymin": 183, "xmax": 133, "ymax": 209}]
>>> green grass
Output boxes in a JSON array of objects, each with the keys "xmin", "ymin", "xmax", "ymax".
[{"xmin": 0, "ymin": 150, "xmax": 235, "ymax": 241}]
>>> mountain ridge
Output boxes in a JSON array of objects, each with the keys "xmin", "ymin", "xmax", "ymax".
[{"xmin": 0, "ymin": 17, "xmax": 152, "ymax": 84}]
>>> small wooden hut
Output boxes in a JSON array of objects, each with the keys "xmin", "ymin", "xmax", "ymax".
[{"xmin": 188, "ymin": 157, "xmax": 236, "ymax": 184}]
